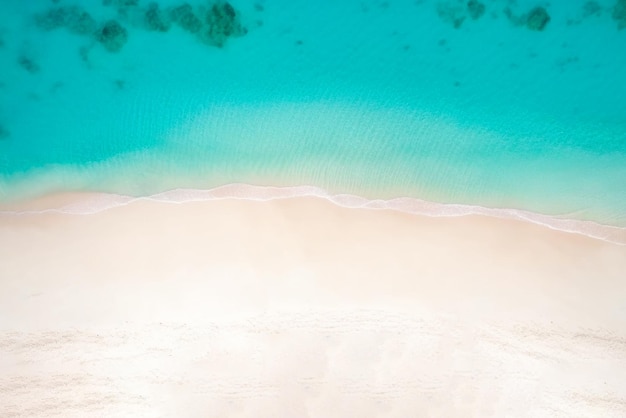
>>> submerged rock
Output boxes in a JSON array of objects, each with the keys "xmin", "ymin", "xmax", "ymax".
[
  {"xmin": 96, "ymin": 20, "xmax": 129, "ymax": 52},
  {"xmin": 145, "ymin": 2, "xmax": 171, "ymax": 32},
  {"xmin": 35, "ymin": 6, "xmax": 97, "ymax": 36},
  {"xmin": 467, "ymin": 0, "xmax": 485, "ymax": 20},
  {"xmin": 170, "ymin": 3, "xmax": 203, "ymax": 33},
  {"xmin": 526, "ymin": 6, "xmax": 550, "ymax": 31},
  {"xmin": 504, "ymin": 5, "xmax": 551, "ymax": 31},
  {"xmin": 66, "ymin": 8, "xmax": 98, "ymax": 35},
  {"xmin": 613, "ymin": 0, "xmax": 626, "ymax": 29},
  {"xmin": 583, "ymin": 1, "xmax": 602, "ymax": 17},
  {"xmin": 0, "ymin": 125, "xmax": 9, "ymax": 140},
  {"xmin": 436, "ymin": 1, "xmax": 466, "ymax": 29},
  {"xmin": 103, "ymin": 0, "xmax": 139, "ymax": 17},
  {"xmin": 18, "ymin": 55, "xmax": 40, "ymax": 73},
  {"xmin": 204, "ymin": 1, "xmax": 247, "ymax": 46},
  {"xmin": 35, "ymin": 7, "xmax": 71, "ymax": 30}
]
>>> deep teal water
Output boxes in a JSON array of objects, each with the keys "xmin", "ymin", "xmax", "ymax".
[{"xmin": 0, "ymin": 0, "xmax": 625, "ymax": 225}]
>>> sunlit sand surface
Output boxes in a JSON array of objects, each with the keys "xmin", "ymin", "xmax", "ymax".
[{"xmin": 2, "ymin": 192, "xmax": 625, "ymax": 417}]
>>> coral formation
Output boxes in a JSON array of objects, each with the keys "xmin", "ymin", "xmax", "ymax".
[
  {"xmin": 169, "ymin": 3, "xmax": 203, "ymax": 33},
  {"xmin": 504, "ymin": 5, "xmax": 551, "ymax": 31},
  {"xmin": 203, "ymin": 1, "xmax": 247, "ymax": 47},
  {"xmin": 35, "ymin": 7, "xmax": 72, "ymax": 31},
  {"xmin": 613, "ymin": 0, "xmax": 626, "ymax": 29},
  {"xmin": 583, "ymin": 1, "xmax": 602, "ymax": 17},
  {"xmin": 96, "ymin": 20, "xmax": 129, "ymax": 52},
  {"xmin": 66, "ymin": 8, "xmax": 98, "ymax": 35},
  {"xmin": 467, "ymin": 0, "xmax": 485, "ymax": 20},
  {"xmin": 144, "ymin": 2, "xmax": 171, "ymax": 32},
  {"xmin": 436, "ymin": 1, "xmax": 466, "ymax": 29},
  {"xmin": 0, "ymin": 125, "xmax": 8, "ymax": 140},
  {"xmin": 103, "ymin": 0, "xmax": 139, "ymax": 17},
  {"xmin": 33, "ymin": 1, "xmax": 250, "ymax": 58},
  {"xmin": 18, "ymin": 56, "xmax": 40, "ymax": 73},
  {"xmin": 35, "ymin": 6, "xmax": 97, "ymax": 35},
  {"xmin": 526, "ymin": 6, "xmax": 551, "ymax": 31}
]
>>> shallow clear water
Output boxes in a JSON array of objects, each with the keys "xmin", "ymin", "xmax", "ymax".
[{"xmin": 1, "ymin": 0, "xmax": 625, "ymax": 225}]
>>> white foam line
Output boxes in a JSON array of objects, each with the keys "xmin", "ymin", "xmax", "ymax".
[{"xmin": 1, "ymin": 183, "xmax": 625, "ymax": 246}]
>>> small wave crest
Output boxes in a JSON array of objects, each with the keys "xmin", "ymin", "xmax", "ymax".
[{"xmin": 1, "ymin": 183, "xmax": 625, "ymax": 245}]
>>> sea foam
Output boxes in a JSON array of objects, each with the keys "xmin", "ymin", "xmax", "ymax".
[{"xmin": 2, "ymin": 183, "xmax": 624, "ymax": 246}]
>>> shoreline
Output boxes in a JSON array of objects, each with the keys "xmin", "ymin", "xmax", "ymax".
[{"xmin": 2, "ymin": 183, "xmax": 625, "ymax": 246}]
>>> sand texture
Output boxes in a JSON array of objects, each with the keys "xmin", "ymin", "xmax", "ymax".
[{"xmin": 1, "ymin": 194, "xmax": 626, "ymax": 417}]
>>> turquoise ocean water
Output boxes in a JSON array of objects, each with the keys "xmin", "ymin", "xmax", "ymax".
[{"xmin": 1, "ymin": 0, "xmax": 625, "ymax": 226}]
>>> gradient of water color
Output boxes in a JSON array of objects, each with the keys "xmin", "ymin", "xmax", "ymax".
[{"xmin": 1, "ymin": 0, "xmax": 625, "ymax": 226}]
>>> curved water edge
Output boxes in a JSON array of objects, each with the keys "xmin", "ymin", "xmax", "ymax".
[
  {"xmin": 2, "ymin": 0, "xmax": 625, "ymax": 234},
  {"xmin": 2, "ymin": 183, "xmax": 625, "ymax": 246}
]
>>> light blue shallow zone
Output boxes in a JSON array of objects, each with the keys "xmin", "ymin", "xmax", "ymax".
[{"xmin": 0, "ymin": 0, "xmax": 625, "ymax": 225}]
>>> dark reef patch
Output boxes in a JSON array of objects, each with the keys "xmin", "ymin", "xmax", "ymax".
[
  {"xmin": 203, "ymin": 1, "xmax": 247, "ymax": 47},
  {"xmin": 436, "ymin": 1, "xmax": 466, "ymax": 29},
  {"xmin": 79, "ymin": 45, "xmax": 91, "ymax": 64},
  {"xmin": 103, "ymin": 0, "xmax": 140, "ymax": 18},
  {"xmin": 0, "ymin": 125, "xmax": 9, "ymax": 140},
  {"xmin": 526, "ymin": 7, "xmax": 551, "ymax": 31},
  {"xmin": 33, "ymin": 1, "xmax": 251, "ymax": 56},
  {"xmin": 35, "ymin": 6, "xmax": 97, "ymax": 36},
  {"xmin": 96, "ymin": 20, "xmax": 129, "ymax": 52},
  {"xmin": 145, "ymin": 2, "xmax": 172, "ymax": 32},
  {"xmin": 169, "ymin": 4, "xmax": 203, "ymax": 34},
  {"xmin": 66, "ymin": 8, "xmax": 98, "ymax": 35},
  {"xmin": 18, "ymin": 55, "xmax": 40, "ymax": 73},
  {"xmin": 467, "ymin": 0, "xmax": 485, "ymax": 20},
  {"xmin": 613, "ymin": 0, "xmax": 626, "ymax": 29},
  {"xmin": 504, "ymin": 5, "xmax": 551, "ymax": 31},
  {"xmin": 583, "ymin": 1, "xmax": 602, "ymax": 17},
  {"xmin": 35, "ymin": 7, "xmax": 69, "ymax": 31}
]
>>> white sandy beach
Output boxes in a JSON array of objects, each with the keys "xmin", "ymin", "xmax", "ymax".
[{"xmin": 1, "ymin": 190, "xmax": 626, "ymax": 417}]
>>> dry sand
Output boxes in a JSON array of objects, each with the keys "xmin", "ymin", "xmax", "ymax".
[{"xmin": 1, "ymin": 193, "xmax": 625, "ymax": 417}]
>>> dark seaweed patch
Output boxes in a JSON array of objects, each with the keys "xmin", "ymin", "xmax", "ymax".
[
  {"xmin": 66, "ymin": 8, "xmax": 98, "ymax": 35},
  {"xmin": 583, "ymin": 1, "xmax": 602, "ymax": 17},
  {"xmin": 18, "ymin": 56, "xmax": 40, "ymax": 73},
  {"xmin": 203, "ymin": 1, "xmax": 247, "ymax": 47},
  {"xmin": 96, "ymin": 20, "xmax": 129, "ymax": 52},
  {"xmin": 0, "ymin": 125, "xmax": 9, "ymax": 140},
  {"xmin": 79, "ymin": 45, "xmax": 91, "ymax": 64},
  {"xmin": 613, "ymin": 0, "xmax": 626, "ymax": 29},
  {"xmin": 436, "ymin": 2, "xmax": 466, "ymax": 28},
  {"xmin": 35, "ymin": 6, "xmax": 97, "ymax": 36},
  {"xmin": 205, "ymin": 2, "xmax": 247, "ymax": 47},
  {"xmin": 169, "ymin": 4, "xmax": 203, "ymax": 34},
  {"xmin": 34, "ymin": 1, "xmax": 251, "ymax": 61},
  {"xmin": 103, "ymin": 0, "xmax": 139, "ymax": 17},
  {"xmin": 35, "ymin": 7, "xmax": 70, "ymax": 31},
  {"xmin": 504, "ymin": 5, "xmax": 551, "ymax": 31},
  {"xmin": 526, "ymin": 7, "xmax": 550, "ymax": 31},
  {"xmin": 145, "ymin": 2, "xmax": 171, "ymax": 32},
  {"xmin": 467, "ymin": 0, "xmax": 485, "ymax": 20}
]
